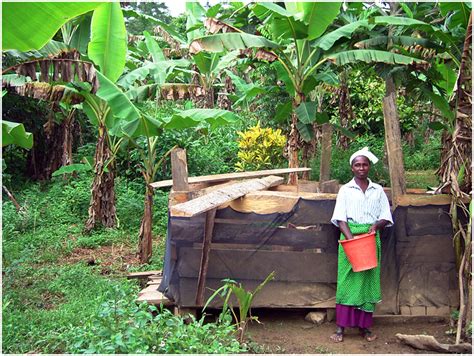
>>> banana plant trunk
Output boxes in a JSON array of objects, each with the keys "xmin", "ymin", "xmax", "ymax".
[
  {"xmin": 26, "ymin": 107, "xmax": 75, "ymax": 180},
  {"xmin": 138, "ymin": 184, "xmax": 154, "ymax": 264},
  {"xmin": 84, "ymin": 123, "xmax": 117, "ymax": 232},
  {"xmin": 287, "ymin": 94, "xmax": 305, "ymax": 185},
  {"xmin": 61, "ymin": 109, "xmax": 75, "ymax": 169}
]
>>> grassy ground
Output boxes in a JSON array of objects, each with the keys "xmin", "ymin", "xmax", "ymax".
[{"xmin": 405, "ymin": 169, "xmax": 439, "ymax": 189}]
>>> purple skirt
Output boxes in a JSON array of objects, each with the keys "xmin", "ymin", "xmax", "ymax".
[{"xmin": 335, "ymin": 304, "xmax": 373, "ymax": 328}]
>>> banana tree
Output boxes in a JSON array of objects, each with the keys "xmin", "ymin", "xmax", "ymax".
[{"xmin": 3, "ymin": 2, "xmax": 128, "ymax": 231}]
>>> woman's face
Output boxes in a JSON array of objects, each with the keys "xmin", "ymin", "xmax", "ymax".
[{"xmin": 351, "ymin": 156, "xmax": 370, "ymax": 179}]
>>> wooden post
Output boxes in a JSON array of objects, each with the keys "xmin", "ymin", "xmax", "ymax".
[
  {"xmin": 195, "ymin": 208, "xmax": 217, "ymax": 306},
  {"xmin": 319, "ymin": 122, "xmax": 332, "ymax": 183},
  {"xmin": 383, "ymin": 77, "xmax": 406, "ymax": 207},
  {"xmin": 170, "ymin": 148, "xmax": 190, "ymax": 205},
  {"xmin": 171, "ymin": 148, "xmax": 189, "ymax": 191}
]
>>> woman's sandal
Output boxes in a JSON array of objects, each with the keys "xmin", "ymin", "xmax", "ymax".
[
  {"xmin": 360, "ymin": 328, "xmax": 377, "ymax": 342},
  {"xmin": 330, "ymin": 327, "xmax": 344, "ymax": 343}
]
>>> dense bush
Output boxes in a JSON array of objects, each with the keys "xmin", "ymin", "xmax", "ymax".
[{"xmin": 235, "ymin": 122, "xmax": 287, "ymax": 171}]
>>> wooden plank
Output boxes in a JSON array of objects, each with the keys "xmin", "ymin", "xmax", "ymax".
[
  {"xmin": 151, "ymin": 167, "xmax": 311, "ymax": 189},
  {"xmin": 398, "ymin": 194, "xmax": 470, "ymax": 207},
  {"xmin": 226, "ymin": 190, "xmax": 337, "ymax": 214},
  {"xmin": 177, "ymin": 247, "xmax": 337, "ymax": 283},
  {"xmin": 170, "ymin": 175, "xmax": 284, "ymax": 217},
  {"xmin": 127, "ymin": 270, "xmax": 162, "ymax": 279},
  {"xmin": 170, "ymin": 148, "xmax": 189, "ymax": 192},
  {"xmin": 136, "ymin": 291, "xmax": 173, "ymax": 306},
  {"xmin": 192, "ymin": 242, "xmax": 298, "ymax": 251},
  {"xmin": 195, "ymin": 208, "xmax": 216, "ymax": 306},
  {"xmin": 319, "ymin": 122, "xmax": 332, "ymax": 182},
  {"xmin": 139, "ymin": 284, "xmax": 160, "ymax": 295},
  {"xmin": 383, "ymin": 79, "xmax": 407, "ymax": 207},
  {"xmin": 320, "ymin": 179, "xmax": 339, "ymax": 193}
]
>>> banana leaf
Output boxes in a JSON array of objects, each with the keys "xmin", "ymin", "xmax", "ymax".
[
  {"xmin": 186, "ymin": 2, "xmax": 206, "ymax": 42},
  {"xmin": 163, "ymin": 109, "xmax": 240, "ymax": 130},
  {"xmin": 315, "ymin": 20, "xmax": 372, "ymax": 50},
  {"xmin": 354, "ymin": 35, "xmax": 440, "ymax": 49},
  {"xmin": 440, "ymin": 2, "xmax": 472, "ymax": 30},
  {"xmin": 327, "ymin": 50, "xmax": 428, "ymax": 67},
  {"xmin": 300, "ymin": 2, "xmax": 342, "ymax": 40},
  {"xmin": 296, "ymin": 122, "xmax": 314, "ymax": 142},
  {"xmin": 189, "ymin": 33, "xmax": 279, "ymax": 54},
  {"xmin": 3, "ymin": 40, "xmax": 69, "ymax": 62},
  {"xmin": 96, "ymin": 71, "xmax": 140, "ymax": 122},
  {"xmin": 2, "ymin": 120, "xmax": 33, "ymax": 149},
  {"xmin": 143, "ymin": 31, "xmax": 165, "ymax": 63},
  {"xmin": 70, "ymin": 14, "xmax": 92, "ymax": 54},
  {"xmin": 3, "ymin": 2, "xmax": 101, "ymax": 51},
  {"xmin": 88, "ymin": 2, "xmax": 127, "ymax": 83},
  {"xmin": 295, "ymin": 102, "xmax": 317, "ymax": 124}
]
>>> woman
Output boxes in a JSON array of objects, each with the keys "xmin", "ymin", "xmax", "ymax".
[{"xmin": 329, "ymin": 147, "xmax": 393, "ymax": 343}]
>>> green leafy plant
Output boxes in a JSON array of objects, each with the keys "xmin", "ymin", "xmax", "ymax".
[
  {"xmin": 235, "ymin": 123, "xmax": 286, "ymax": 171},
  {"xmin": 204, "ymin": 271, "xmax": 275, "ymax": 343}
]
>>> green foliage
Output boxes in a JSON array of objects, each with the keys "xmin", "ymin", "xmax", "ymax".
[
  {"xmin": 311, "ymin": 135, "xmax": 390, "ymax": 185},
  {"xmin": 403, "ymin": 132, "xmax": 442, "ymax": 170},
  {"xmin": 88, "ymin": 2, "xmax": 127, "ymax": 83},
  {"xmin": 235, "ymin": 123, "xmax": 286, "ymax": 171},
  {"xmin": 2, "ymin": 120, "xmax": 33, "ymax": 148},
  {"xmin": 2, "ymin": 2, "xmax": 101, "ymax": 51},
  {"xmin": 122, "ymin": 2, "xmax": 172, "ymax": 35},
  {"xmin": 204, "ymin": 272, "xmax": 275, "ymax": 343},
  {"xmin": 67, "ymin": 290, "xmax": 244, "ymax": 353}
]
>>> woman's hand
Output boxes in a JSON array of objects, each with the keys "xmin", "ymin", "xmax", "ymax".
[
  {"xmin": 338, "ymin": 221, "xmax": 354, "ymax": 240},
  {"xmin": 368, "ymin": 224, "xmax": 377, "ymax": 234}
]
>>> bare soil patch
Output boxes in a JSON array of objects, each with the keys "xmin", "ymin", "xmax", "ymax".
[
  {"xmin": 246, "ymin": 309, "xmax": 454, "ymax": 354},
  {"xmin": 64, "ymin": 244, "xmax": 140, "ymax": 273}
]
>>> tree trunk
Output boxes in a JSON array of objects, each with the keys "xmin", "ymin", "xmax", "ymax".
[
  {"xmin": 382, "ymin": 76, "xmax": 406, "ymax": 206},
  {"xmin": 84, "ymin": 124, "xmax": 117, "ymax": 232},
  {"xmin": 319, "ymin": 123, "xmax": 333, "ymax": 183},
  {"xmin": 138, "ymin": 184, "xmax": 154, "ymax": 264}
]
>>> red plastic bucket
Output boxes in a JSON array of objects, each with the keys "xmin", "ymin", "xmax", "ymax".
[{"xmin": 339, "ymin": 232, "xmax": 377, "ymax": 272}]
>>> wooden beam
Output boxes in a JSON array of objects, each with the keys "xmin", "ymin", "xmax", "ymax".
[
  {"xmin": 171, "ymin": 148, "xmax": 189, "ymax": 191},
  {"xmin": 397, "ymin": 194, "xmax": 470, "ymax": 207},
  {"xmin": 195, "ymin": 208, "xmax": 217, "ymax": 306},
  {"xmin": 151, "ymin": 167, "xmax": 310, "ymax": 189},
  {"xmin": 319, "ymin": 123, "xmax": 332, "ymax": 183},
  {"xmin": 126, "ymin": 270, "xmax": 162, "ymax": 279},
  {"xmin": 170, "ymin": 175, "xmax": 284, "ymax": 217},
  {"xmin": 383, "ymin": 77, "xmax": 406, "ymax": 207}
]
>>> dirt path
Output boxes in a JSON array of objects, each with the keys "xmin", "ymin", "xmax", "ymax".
[{"xmin": 246, "ymin": 309, "xmax": 453, "ymax": 354}]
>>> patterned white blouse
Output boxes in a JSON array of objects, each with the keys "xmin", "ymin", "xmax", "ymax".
[{"xmin": 331, "ymin": 178, "xmax": 393, "ymax": 227}]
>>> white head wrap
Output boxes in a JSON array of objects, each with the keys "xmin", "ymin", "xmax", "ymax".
[{"xmin": 349, "ymin": 147, "xmax": 379, "ymax": 165}]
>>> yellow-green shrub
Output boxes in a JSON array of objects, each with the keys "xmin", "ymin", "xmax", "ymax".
[{"xmin": 235, "ymin": 122, "xmax": 286, "ymax": 171}]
